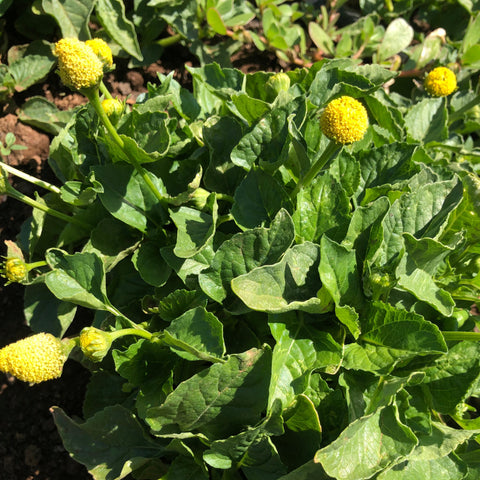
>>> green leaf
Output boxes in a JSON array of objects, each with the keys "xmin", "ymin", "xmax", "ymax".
[
  {"xmin": 24, "ymin": 282, "xmax": 77, "ymax": 337},
  {"xmin": 231, "ymin": 98, "xmax": 305, "ymax": 171},
  {"xmin": 421, "ymin": 341, "xmax": 480, "ymax": 414},
  {"xmin": 268, "ymin": 312, "xmax": 342, "ymax": 409},
  {"xmin": 405, "ymin": 98, "xmax": 448, "ymax": 144},
  {"xmin": 199, "ymin": 208, "xmax": 295, "ymax": 304},
  {"xmin": 8, "ymin": 40, "xmax": 56, "ymax": 91},
  {"xmin": 93, "ymin": 164, "xmax": 165, "ymax": 233},
  {"xmin": 396, "ymin": 234, "xmax": 455, "ymax": 316},
  {"xmin": 132, "ymin": 241, "xmax": 171, "ymax": 287},
  {"xmin": 148, "ymin": 289, "xmax": 207, "ymax": 322},
  {"xmin": 170, "ymin": 196, "xmax": 218, "ymax": 258},
  {"xmin": 376, "ymin": 17, "xmax": 414, "ymax": 61},
  {"xmin": 206, "ymin": 7, "xmax": 227, "ymax": 35},
  {"xmin": 95, "ymin": 0, "xmax": 143, "ymax": 60},
  {"xmin": 315, "ymin": 405, "xmax": 417, "ymax": 480},
  {"xmin": 146, "ymin": 347, "xmax": 271, "ymax": 438},
  {"xmin": 292, "ymin": 172, "xmax": 350, "ymax": 244},
  {"xmin": 343, "ymin": 302, "xmax": 447, "ymax": 374},
  {"xmin": 231, "ymin": 92, "xmax": 271, "ymax": 125},
  {"xmin": 308, "ymin": 22, "xmax": 334, "ymax": 55},
  {"xmin": 164, "ymin": 307, "xmax": 226, "ymax": 362},
  {"xmin": 42, "ymin": 0, "xmax": 95, "ymax": 38},
  {"xmin": 52, "ymin": 405, "xmax": 163, "ymax": 480},
  {"xmin": 232, "ymin": 169, "xmax": 291, "ymax": 230},
  {"xmin": 319, "ymin": 236, "xmax": 363, "ymax": 337},
  {"xmin": 44, "ymin": 249, "xmax": 112, "ymax": 311},
  {"xmin": 231, "ymin": 242, "xmax": 332, "ymax": 314}
]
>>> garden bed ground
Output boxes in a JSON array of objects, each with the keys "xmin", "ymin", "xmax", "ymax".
[{"xmin": 0, "ymin": 42, "xmax": 283, "ymax": 480}]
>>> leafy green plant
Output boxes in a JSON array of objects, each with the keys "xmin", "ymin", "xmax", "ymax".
[{"xmin": 1, "ymin": 30, "xmax": 480, "ymax": 479}]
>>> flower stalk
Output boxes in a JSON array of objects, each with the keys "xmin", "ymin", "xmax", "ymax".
[
  {"xmin": 442, "ymin": 331, "xmax": 480, "ymax": 342},
  {"xmin": 0, "ymin": 162, "xmax": 61, "ymax": 194}
]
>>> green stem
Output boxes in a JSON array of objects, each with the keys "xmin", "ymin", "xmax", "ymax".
[
  {"xmin": 100, "ymin": 81, "xmax": 113, "ymax": 100},
  {"xmin": 449, "ymin": 94, "xmax": 480, "ymax": 123},
  {"xmin": 0, "ymin": 162, "xmax": 61, "ymax": 194},
  {"xmin": 8, "ymin": 188, "xmax": 91, "ymax": 230},
  {"xmin": 290, "ymin": 139, "xmax": 340, "ymax": 199},
  {"xmin": 156, "ymin": 33, "xmax": 183, "ymax": 48},
  {"xmin": 86, "ymin": 89, "xmax": 166, "ymax": 205},
  {"xmin": 217, "ymin": 213, "xmax": 234, "ymax": 226},
  {"xmin": 216, "ymin": 193, "xmax": 234, "ymax": 203},
  {"xmin": 442, "ymin": 331, "xmax": 480, "ymax": 342},
  {"xmin": 27, "ymin": 260, "xmax": 47, "ymax": 271},
  {"xmin": 109, "ymin": 327, "xmax": 153, "ymax": 341}
]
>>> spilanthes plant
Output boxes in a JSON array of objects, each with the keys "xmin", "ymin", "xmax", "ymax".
[
  {"xmin": 4, "ymin": 55, "xmax": 480, "ymax": 480},
  {"xmin": 0, "ymin": 333, "xmax": 74, "ymax": 383},
  {"xmin": 424, "ymin": 66, "xmax": 457, "ymax": 97}
]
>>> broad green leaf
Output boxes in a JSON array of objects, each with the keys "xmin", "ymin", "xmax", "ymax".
[
  {"xmin": 329, "ymin": 152, "xmax": 361, "ymax": 197},
  {"xmin": 396, "ymin": 234, "xmax": 455, "ymax": 316},
  {"xmin": 405, "ymin": 98, "xmax": 448, "ymax": 144},
  {"xmin": 44, "ymin": 249, "xmax": 112, "ymax": 311},
  {"xmin": 293, "ymin": 172, "xmax": 350, "ymax": 244},
  {"xmin": 132, "ymin": 241, "xmax": 171, "ymax": 287},
  {"xmin": 199, "ymin": 209, "xmax": 295, "ymax": 303},
  {"xmin": 278, "ymin": 460, "xmax": 330, "ymax": 480},
  {"xmin": 8, "ymin": 41, "xmax": 56, "ymax": 91},
  {"xmin": 203, "ymin": 413, "xmax": 284, "ymax": 471},
  {"xmin": 231, "ymin": 92, "xmax": 271, "ymax": 125},
  {"xmin": 170, "ymin": 196, "xmax": 218, "ymax": 258},
  {"xmin": 206, "ymin": 7, "xmax": 227, "ymax": 35},
  {"xmin": 367, "ymin": 177, "xmax": 462, "ymax": 268},
  {"xmin": 0, "ymin": 0, "xmax": 13, "ymax": 16},
  {"xmin": 93, "ymin": 164, "xmax": 166, "ymax": 233},
  {"xmin": 164, "ymin": 307, "xmax": 225, "ymax": 362},
  {"xmin": 24, "ymin": 282, "xmax": 77, "ymax": 337},
  {"xmin": 319, "ymin": 236, "xmax": 363, "ymax": 337},
  {"xmin": 146, "ymin": 347, "xmax": 271, "ymax": 438},
  {"xmin": 355, "ymin": 143, "xmax": 419, "ymax": 203},
  {"xmin": 308, "ymin": 22, "xmax": 334, "ymax": 55},
  {"xmin": 378, "ymin": 454, "xmax": 468, "ymax": 480},
  {"xmin": 42, "ymin": 0, "xmax": 95, "ymax": 38},
  {"xmin": 268, "ymin": 312, "xmax": 343, "ymax": 409},
  {"xmin": 203, "ymin": 116, "xmax": 246, "ymax": 194},
  {"xmin": 162, "ymin": 455, "xmax": 208, "ymax": 480},
  {"xmin": 421, "ymin": 341, "xmax": 480, "ymax": 414},
  {"xmin": 52, "ymin": 405, "xmax": 163, "ymax": 480},
  {"xmin": 376, "ymin": 18, "xmax": 414, "ymax": 61},
  {"xmin": 231, "ymin": 98, "xmax": 306, "ymax": 171},
  {"xmin": 19, "ymin": 96, "xmax": 74, "ymax": 135},
  {"xmin": 314, "ymin": 405, "xmax": 417, "ymax": 480},
  {"xmin": 95, "ymin": 0, "xmax": 143, "ymax": 60},
  {"xmin": 231, "ymin": 243, "xmax": 332, "ymax": 314},
  {"xmin": 147, "ymin": 289, "xmax": 207, "ymax": 322},
  {"xmin": 343, "ymin": 302, "xmax": 447, "ymax": 373},
  {"xmin": 232, "ymin": 168, "xmax": 291, "ymax": 230}
]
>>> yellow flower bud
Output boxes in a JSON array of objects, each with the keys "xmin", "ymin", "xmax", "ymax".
[
  {"xmin": 79, "ymin": 327, "xmax": 112, "ymax": 362},
  {"xmin": 86, "ymin": 38, "xmax": 114, "ymax": 70},
  {"xmin": 320, "ymin": 96, "xmax": 369, "ymax": 144},
  {"xmin": 101, "ymin": 98, "xmax": 123, "ymax": 123},
  {"xmin": 54, "ymin": 38, "xmax": 104, "ymax": 91},
  {"xmin": 1, "ymin": 257, "xmax": 28, "ymax": 284},
  {"xmin": 0, "ymin": 333, "xmax": 70, "ymax": 383},
  {"xmin": 424, "ymin": 67, "xmax": 457, "ymax": 97}
]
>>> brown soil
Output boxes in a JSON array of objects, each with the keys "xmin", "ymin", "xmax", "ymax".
[{"xmin": 0, "ymin": 43, "xmax": 285, "ymax": 480}]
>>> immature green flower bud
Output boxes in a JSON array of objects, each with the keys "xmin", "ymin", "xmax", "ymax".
[
  {"xmin": 54, "ymin": 38, "xmax": 104, "ymax": 91},
  {"xmin": 86, "ymin": 38, "xmax": 114, "ymax": 71},
  {"xmin": 79, "ymin": 327, "xmax": 113, "ymax": 362},
  {"xmin": 424, "ymin": 67, "xmax": 457, "ymax": 97},
  {"xmin": 0, "ymin": 333, "xmax": 70, "ymax": 383},
  {"xmin": 320, "ymin": 96, "xmax": 369, "ymax": 144},
  {"xmin": 1, "ymin": 257, "xmax": 28, "ymax": 284},
  {"xmin": 266, "ymin": 72, "xmax": 291, "ymax": 99},
  {"xmin": 189, "ymin": 187, "xmax": 211, "ymax": 210}
]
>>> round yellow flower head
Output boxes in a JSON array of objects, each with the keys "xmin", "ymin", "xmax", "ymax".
[
  {"xmin": 0, "ymin": 333, "xmax": 69, "ymax": 383},
  {"xmin": 1, "ymin": 257, "xmax": 28, "ymax": 285},
  {"xmin": 320, "ymin": 96, "xmax": 369, "ymax": 144},
  {"xmin": 424, "ymin": 67, "xmax": 457, "ymax": 97},
  {"xmin": 54, "ymin": 38, "xmax": 104, "ymax": 91},
  {"xmin": 102, "ymin": 98, "xmax": 123, "ymax": 117},
  {"xmin": 86, "ymin": 38, "xmax": 114, "ymax": 70},
  {"xmin": 79, "ymin": 327, "xmax": 112, "ymax": 362}
]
